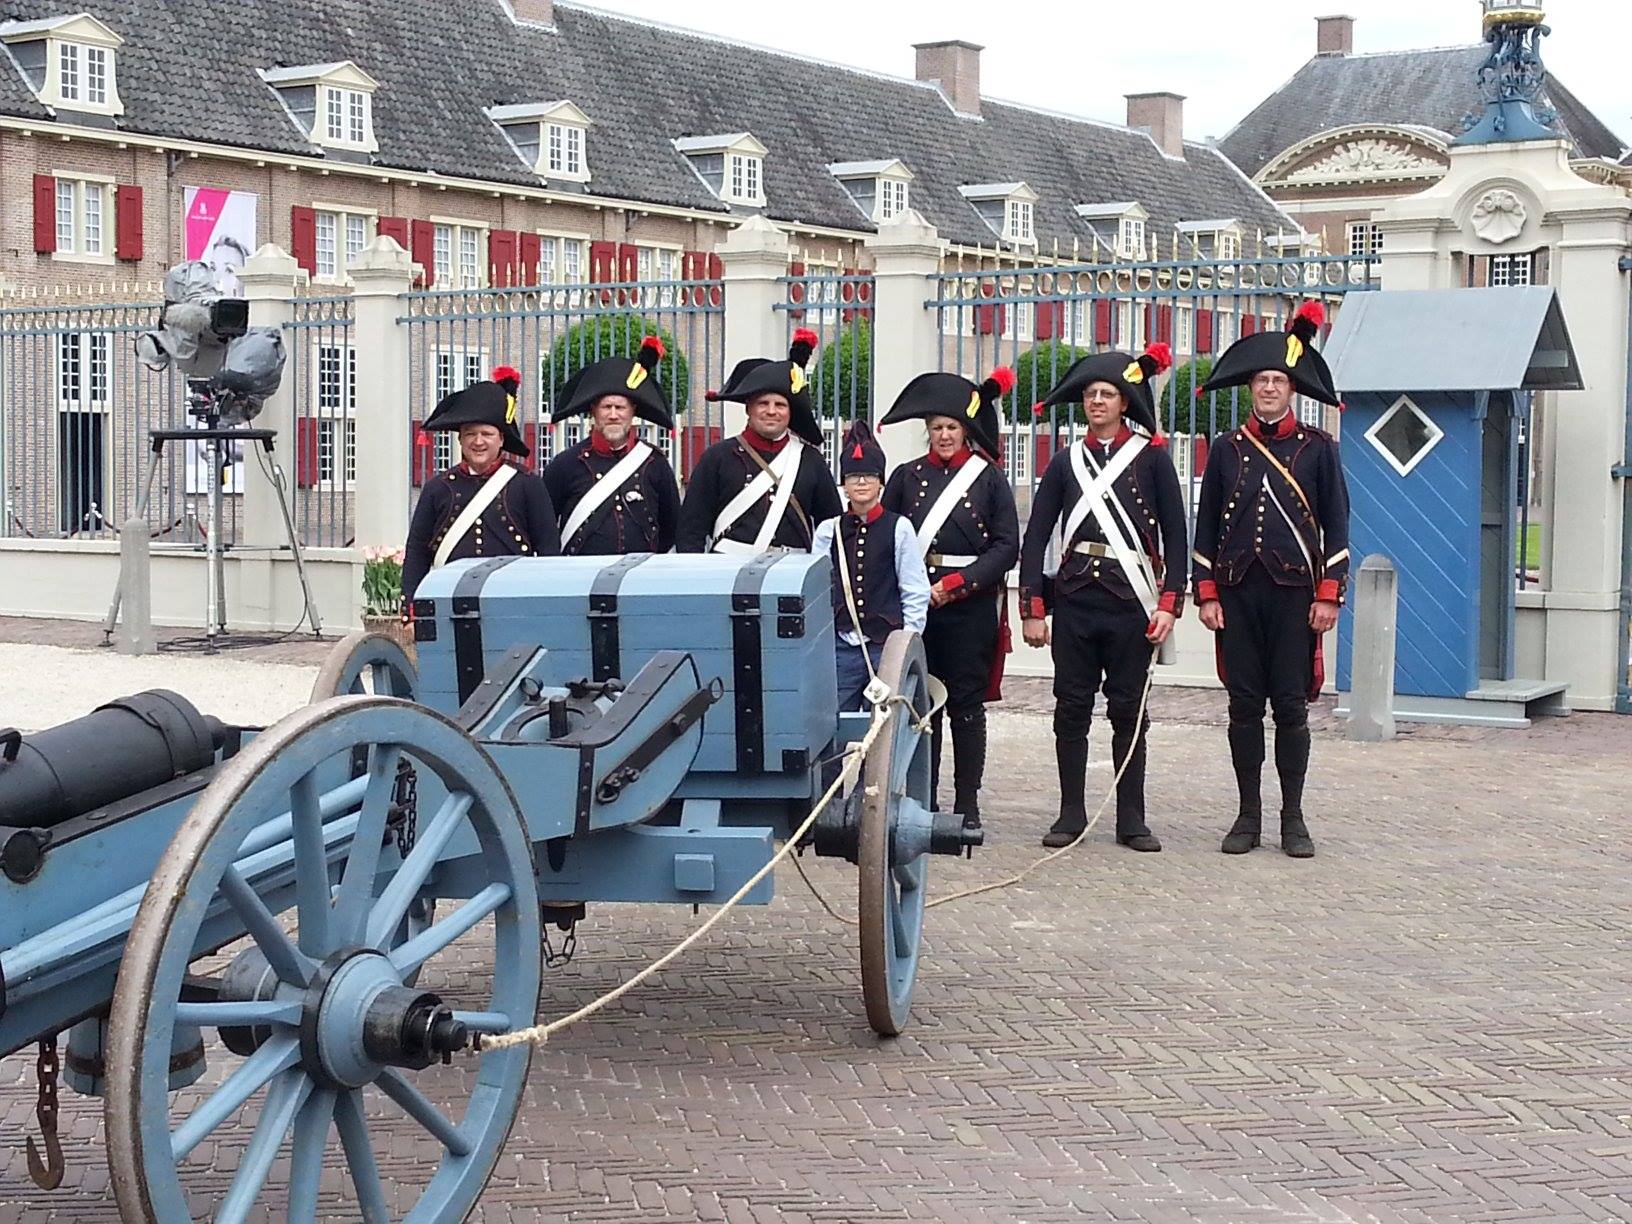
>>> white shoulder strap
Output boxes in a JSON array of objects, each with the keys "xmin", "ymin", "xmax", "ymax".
[
  {"xmin": 712, "ymin": 438, "xmax": 803, "ymax": 552},
  {"xmin": 1077, "ymin": 444, "xmax": 1161, "ymax": 617},
  {"xmin": 432, "ymin": 464, "xmax": 517, "ymax": 570},
  {"xmin": 559, "ymin": 441, "xmax": 653, "ymax": 549},
  {"xmin": 913, "ymin": 456, "xmax": 989, "ymax": 558},
  {"xmin": 1061, "ymin": 436, "xmax": 1145, "ymax": 548}
]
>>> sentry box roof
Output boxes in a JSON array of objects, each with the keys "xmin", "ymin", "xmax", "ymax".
[{"xmin": 1324, "ymin": 287, "xmax": 1582, "ymax": 394}]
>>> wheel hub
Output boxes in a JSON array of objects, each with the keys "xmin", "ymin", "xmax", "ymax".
[{"xmin": 299, "ymin": 949, "xmax": 470, "ymax": 1089}]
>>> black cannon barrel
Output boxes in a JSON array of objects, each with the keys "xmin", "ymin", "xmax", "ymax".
[{"xmin": 0, "ymin": 690, "xmax": 227, "ymax": 829}]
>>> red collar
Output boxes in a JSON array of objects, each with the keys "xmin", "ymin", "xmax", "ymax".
[
  {"xmin": 927, "ymin": 445, "xmax": 973, "ymax": 470},
  {"xmin": 740, "ymin": 428, "xmax": 790, "ymax": 456},
  {"xmin": 1246, "ymin": 412, "xmax": 1296, "ymax": 441},
  {"xmin": 848, "ymin": 503, "xmax": 885, "ymax": 524},
  {"xmin": 1084, "ymin": 426, "xmax": 1132, "ymax": 452},
  {"xmin": 589, "ymin": 431, "xmax": 634, "ymax": 457},
  {"xmin": 458, "ymin": 460, "xmax": 503, "ymax": 478}
]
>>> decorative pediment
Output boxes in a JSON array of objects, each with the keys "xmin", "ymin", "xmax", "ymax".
[{"xmin": 1259, "ymin": 125, "xmax": 1451, "ymax": 189}]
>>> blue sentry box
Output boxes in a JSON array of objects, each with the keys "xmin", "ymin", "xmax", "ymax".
[{"xmin": 415, "ymin": 553, "xmax": 839, "ymax": 774}]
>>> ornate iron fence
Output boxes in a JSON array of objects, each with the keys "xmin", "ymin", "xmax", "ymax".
[
  {"xmin": 399, "ymin": 274, "xmax": 726, "ymax": 502},
  {"xmin": 0, "ymin": 299, "xmax": 219, "ymax": 543},
  {"xmin": 929, "ymin": 250, "xmax": 1381, "ymax": 517},
  {"xmin": 775, "ymin": 268, "xmax": 875, "ymax": 471},
  {"xmin": 283, "ymin": 294, "xmax": 356, "ymax": 548}
]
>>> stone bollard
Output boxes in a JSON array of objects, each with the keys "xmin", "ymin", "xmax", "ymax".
[
  {"xmin": 115, "ymin": 516, "xmax": 155, "ymax": 656},
  {"xmin": 1347, "ymin": 553, "xmax": 1397, "ymax": 742}
]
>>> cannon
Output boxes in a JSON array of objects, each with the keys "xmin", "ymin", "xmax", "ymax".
[{"xmin": 0, "ymin": 551, "xmax": 981, "ymax": 1221}]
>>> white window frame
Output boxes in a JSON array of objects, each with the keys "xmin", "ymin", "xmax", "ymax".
[
  {"xmin": 876, "ymin": 176, "xmax": 910, "ymax": 222},
  {"xmin": 433, "ymin": 349, "xmax": 489, "ymax": 468},
  {"xmin": 1118, "ymin": 217, "xmax": 1145, "ymax": 258},
  {"xmin": 310, "ymin": 204, "xmax": 376, "ymax": 283},
  {"xmin": 1216, "ymin": 232, "xmax": 1240, "ymax": 260},
  {"xmin": 51, "ymin": 174, "xmax": 116, "ymax": 264},
  {"xmin": 1365, "ymin": 394, "xmax": 1445, "ymax": 477},
  {"xmin": 56, "ymin": 332, "xmax": 112, "ymax": 412},
  {"xmin": 1346, "ymin": 221, "xmax": 1383, "ymax": 259},
  {"xmin": 725, "ymin": 152, "xmax": 766, "ymax": 206},
  {"xmin": 801, "ymin": 256, "xmax": 842, "ymax": 326},
  {"xmin": 321, "ymin": 85, "xmax": 374, "ymax": 151},
  {"xmin": 1176, "ymin": 304, "xmax": 1194, "ymax": 354},
  {"xmin": 432, "ymin": 219, "xmax": 487, "ymax": 290},
  {"xmin": 1005, "ymin": 198, "xmax": 1034, "ymax": 244},
  {"xmin": 1490, "ymin": 254, "xmax": 1533, "ymax": 287},
  {"xmin": 535, "ymin": 232, "xmax": 591, "ymax": 289},
  {"xmin": 545, "ymin": 120, "xmax": 588, "ymax": 179},
  {"xmin": 313, "ymin": 342, "xmax": 358, "ymax": 488},
  {"xmin": 635, "ymin": 243, "xmax": 682, "ymax": 308}
]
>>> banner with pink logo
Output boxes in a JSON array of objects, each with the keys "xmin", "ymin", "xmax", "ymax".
[{"xmin": 183, "ymin": 187, "xmax": 258, "ymax": 295}]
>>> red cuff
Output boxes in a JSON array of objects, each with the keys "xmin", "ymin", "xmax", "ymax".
[
  {"xmin": 1316, "ymin": 579, "xmax": 1341, "ymax": 604},
  {"xmin": 941, "ymin": 572, "xmax": 966, "ymax": 593},
  {"xmin": 1025, "ymin": 596, "xmax": 1047, "ymax": 619},
  {"xmin": 1157, "ymin": 591, "xmax": 1179, "ymax": 616},
  {"xmin": 1197, "ymin": 580, "xmax": 1220, "ymax": 603}
]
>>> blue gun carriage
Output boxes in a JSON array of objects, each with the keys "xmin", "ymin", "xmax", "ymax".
[{"xmin": 0, "ymin": 552, "xmax": 980, "ymax": 1221}]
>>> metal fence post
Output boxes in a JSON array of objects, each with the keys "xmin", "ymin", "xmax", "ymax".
[
  {"xmin": 866, "ymin": 210, "xmax": 943, "ymax": 469},
  {"xmin": 1348, "ymin": 553, "xmax": 1398, "ymax": 742},
  {"xmin": 350, "ymin": 236, "xmax": 416, "ymax": 554},
  {"xmin": 238, "ymin": 245, "xmax": 305, "ymax": 550},
  {"xmin": 716, "ymin": 216, "xmax": 791, "ymax": 439}
]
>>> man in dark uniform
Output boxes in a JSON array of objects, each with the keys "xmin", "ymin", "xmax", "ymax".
[
  {"xmin": 543, "ymin": 335, "xmax": 682, "ymax": 555},
  {"xmin": 1193, "ymin": 301, "xmax": 1351, "ymax": 859},
  {"xmin": 879, "ymin": 366, "xmax": 1020, "ymax": 831},
  {"xmin": 677, "ymin": 328, "xmax": 842, "ymax": 554},
  {"xmin": 813, "ymin": 420, "xmax": 931, "ymax": 712},
  {"xmin": 1020, "ymin": 343, "xmax": 1188, "ymax": 852},
  {"xmin": 403, "ymin": 365, "xmax": 560, "ymax": 601}
]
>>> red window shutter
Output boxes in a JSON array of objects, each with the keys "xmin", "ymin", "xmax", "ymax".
[
  {"xmin": 295, "ymin": 418, "xmax": 319, "ymax": 488},
  {"xmin": 522, "ymin": 422, "xmax": 541, "ymax": 471},
  {"xmin": 589, "ymin": 240, "xmax": 616, "ymax": 284},
  {"xmin": 1241, "ymin": 314, "xmax": 1257, "ymax": 337},
  {"xmin": 1157, "ymin": 304, "xmax": 1174, "ymax": 345},
  {"xmin": 975, "ymin": 299, "xmax": 1005, "ymax": 336},
  {"xmin": 377, "ymin": 216, "xmax": 410, "ymax": 250},
  {"xmin": 788, "ymin": 260, "xmax": 805, "ymax": 321},
  {"xmin": 616, "ymin": 242, "xmax": 639, "ymax": 282},
  {"xmin": 411, "ymin": 220, "xmax": 436, "ymax": 286},
  {"xmin": 519, "ymin": 232, "xmax": 541, "ymax": 285},
  {"xmin": 1035, "ymin": 301, "xmax": 1061, "ymax": 340},
  {"xmin": 411, "ymin": 423, "xmax": 434, "ymax": 486},
  {"xmin": 290, "ymin": 205, "xmax": 317, "ymax": 276},
  {"xmin": 489, "ymin": 229, "xmax": 518, "ymax": 288},
  {"xmin": 32, "ymin": 175, "xmax": 56, "ymax": 253},
  {"xmin": 705, "ymin": 253, "xmax": 723, "ymax": 305},
  {"xmin": 1093, "ymin": 300, "xmax": 1113, "ymax": 344},
  {"xmin": 1197, "ymin": 308, "xmax": 1214, "ymax": 353},
  {"xmin": 114, "ymin": 185, "xmax": 143, "ymax": 262}
]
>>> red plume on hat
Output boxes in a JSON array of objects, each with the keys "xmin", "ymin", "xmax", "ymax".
[
  {"xmin": 981, "ymin": 366, "xmax": 1016, "ymax": 402},
  {"xmin": 637, "ymin": 335, "xmax": 665, "ymax": 371},
  {"xmin": 492, "ymin": 365, "xmax": 522, "ymax": 393},
  {"xmin": 1136, "ymin": 342, "xmax": 1173, "ymax": 381},
  {"xmin": 789, "ymin": 328, "xmax": 819, "ymax": 367},
  {"xmin": 1287, "ymin": 300, "xmax": 1326, "ymax": 343}
]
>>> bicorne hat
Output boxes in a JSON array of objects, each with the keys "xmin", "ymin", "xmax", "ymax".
[
  {"xmin": 1199, "ymin": 300, "xmax": 1339, "ymax": 407},
  {"xmin": 1034, "ymin": 342, "xmax": 1173, "ymax": 437},
  {"xmin": 878, "ymin": 366, "xmax": 1014, "ymax": 459},
  {"xmin": 707, "ymin": 328, "xmax": 824, "ymax": 446},
  {"xmin": 422, "ymin": 364, "xmax": 530, "ymax": 458},
  {"xmin": 551, "ymin": 335, "xmax": 675, "ymax": 429}
]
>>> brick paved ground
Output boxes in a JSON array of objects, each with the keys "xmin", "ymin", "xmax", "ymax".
[{"xmin": 1, "ymin": 638, "xmax": 1629, "ymax": 1222}]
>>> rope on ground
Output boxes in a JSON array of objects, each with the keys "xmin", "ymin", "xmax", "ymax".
[{"xmin": 478, "ymin": 693, "xmax": 909, "ymax": 1053}]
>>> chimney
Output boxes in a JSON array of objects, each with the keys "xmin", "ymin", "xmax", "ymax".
[
  {"xmin": 914, "ymin": 40, "xmax": 983, "ymax": 118},
  {"xmin": 1125, "ymin": 92, "xmax": 1186, "ymax": 159},
  {"xmin": 508, "ymin": 0, "xmax": 554, "ymax": 25},
  {"xmin": 1316, "ymin": 14, "xmax": 1354, "ymax": 56}
]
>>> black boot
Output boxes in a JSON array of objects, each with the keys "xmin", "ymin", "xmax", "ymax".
[
  {"xmin": 1275, "ymin": 721, "xmax": 1314, "ymax": 858},
  {"xmin": 1111, "ymin": 714, "xmax": 1160, "ymax": 852},
  {"xmin": 1222, "ymin": 719, "xmax": 1265, "ymax": 854},
  {"xmin": 950, "ymin": 707, "xmax": 986, "ymax": 831},
  {"xmin": 1043, "ymin": 736, "xmax": 1089, "ymax": 848}
]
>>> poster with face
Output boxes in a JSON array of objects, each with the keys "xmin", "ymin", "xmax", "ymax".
[
  {"xmin": 182, "ymin": 188, "xmax": 258, "ymax": 493},
  {"xmin": 183, "ymin": 187, "xmax": 258, "ymax": 295}
]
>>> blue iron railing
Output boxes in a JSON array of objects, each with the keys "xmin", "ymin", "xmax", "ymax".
[
  {"xmin": 774, "ymin": 270, "xmax": 875, "ymax": 471},
  {"xmin": 283, "ymin": 295, "xmax": 357, "ymax": 548}
]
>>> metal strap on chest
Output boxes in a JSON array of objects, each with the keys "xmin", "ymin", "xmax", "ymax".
[
  {"xmin": 451, "ymin": 556, "xmax": 519, "ymax": 706},
  {"xmin": 588, "ymin": 552, "xmax": 652, "ymax": 682},
  {"xmin": 730, "ymin": 550, "xmax": 783, "ymax": 773}
]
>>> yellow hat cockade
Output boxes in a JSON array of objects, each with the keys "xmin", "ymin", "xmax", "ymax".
[
  {"xmin": 504, "ymin": 394, "xmax": 518, "ymax": 425},
  {"xmin": 626, "ymin": 363, "xmax": 649, "ymax": 391},
  {"xmin": 965, "ymin": 389, "xmax": 982, "ymax": 419},
  {"xmin": 789, "ymin": 364, "xmax": 807, "ymax": 396},
  {"xmin": 1285, "ymin": 335, "xmax": 1305, "ymax": 369},
  {"xmin": 1123, "ymin": 360, "xmax": 1146, "ymax": 385}
]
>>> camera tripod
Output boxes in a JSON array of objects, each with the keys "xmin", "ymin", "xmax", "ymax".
[{"xmin": 102, "ymin": 401, "xmax": 322, "ymax": 648}]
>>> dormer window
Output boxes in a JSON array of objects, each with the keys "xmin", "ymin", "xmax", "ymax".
[
  {"xmin": 259, "ymin": 61, "xmax": 380, "ymax": 154},
  {"xmin": 488, "ymin": 101, "xmax": 593, "ymax": 184},
  {"xmin": 1074, "ymin": 202, "xmax": 1149, "ymax": 258},
  {"xmin": 675, "ymin": 133, "xmax": 768, "ymax": 207},
  {"xmin": 960, "ymin": 182, "xmax": 1039, "ymax": 248},
  {"xmin": 827, "ymin": 160, "xmax": 915, "ymax": 224},
  {"xmin": 0, "ymin": 13, "xmax": 125, "ymax": 116},
  {"xmin": 1177, "ymin": 218, "xmax": 1245, "ymax": 260}
]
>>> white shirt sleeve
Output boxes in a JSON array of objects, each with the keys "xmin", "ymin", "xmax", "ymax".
[
  {"xmin": 895, "ymin": 516, "xmax": 932, "ymax": 634},
  {"xmin": 811, "ymin": 515, "xmax": 837, "ymax": 556}
]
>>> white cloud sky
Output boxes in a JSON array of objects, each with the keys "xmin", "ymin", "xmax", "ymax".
[{"xmin": 571, "ymin": 0, "xmax": 1630, "ymax": 150}]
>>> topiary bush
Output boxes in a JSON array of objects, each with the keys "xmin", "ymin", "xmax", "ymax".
[
  {"xmin": 541, "ymin": 313, "xmax": 691, "ymax": 418},
  {"xmin": 809, "ymin": 317, "xmax": 872, "ymax": 426}
]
